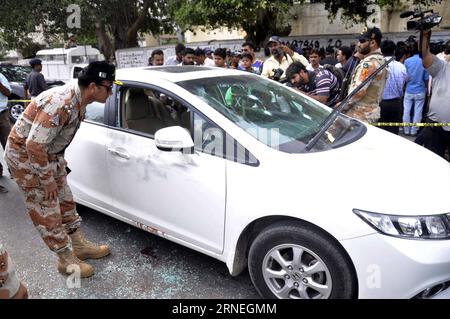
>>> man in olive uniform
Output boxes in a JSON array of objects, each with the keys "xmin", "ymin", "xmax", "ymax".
[
  {"xmin": 5, "ymin": 61, "xmax": 115, "ymax": 278},
  {"xmin": 343, "ymin": 27, "xmax": 388, "ymax": 123},
  {"xmin": 0, "ymin": 244, "xmax": 28, "ymax": 299}
]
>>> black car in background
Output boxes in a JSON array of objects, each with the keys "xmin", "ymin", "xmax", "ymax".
[
  {"xmin": 0, "ymin": 64, "xmax": 30, "ymax": 123},
  {"xmin": 0, "ymin": 64, "xmax": 64, "ymax": 123}
]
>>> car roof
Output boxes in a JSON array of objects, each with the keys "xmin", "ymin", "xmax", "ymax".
[{"xmin": 116, "ymin": 66, "xmax": 247, "ymax": 84}]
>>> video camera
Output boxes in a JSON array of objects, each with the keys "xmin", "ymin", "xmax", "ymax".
[
  {"xmin": 271, "ymin": 68, "xmax": 284, "ymax": 81},
  {"xmin": 400, "ymin": 7, "xmax": 443, "ymax": 31}
]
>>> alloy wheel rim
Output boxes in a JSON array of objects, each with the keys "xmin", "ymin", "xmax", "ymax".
[
  {"xmin": 10, "ymin": 104, "xmax": 24, "ymax": 120},
  {"xmin": 262, "ymin": 243, "xmax": 332, "ymax": 299}
]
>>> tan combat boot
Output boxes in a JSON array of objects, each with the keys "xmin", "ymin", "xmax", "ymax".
[
  {"xmin": 70, "ymin": 230, "xmax": 110, "ymax": 261},
  {"xmin": 12, "ymin": 282, "xmax": 28, "ymax": 299},
  {"xmin": 57, "ymin": 249, "xmax": 94, "ymax": 278}
]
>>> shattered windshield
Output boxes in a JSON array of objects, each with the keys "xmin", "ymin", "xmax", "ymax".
[{"xmin": 178, "ymin": 74, "xmax": 362, "ymax": 153}]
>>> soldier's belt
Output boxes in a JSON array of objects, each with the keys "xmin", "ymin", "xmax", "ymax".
[{"xmin": 48, "ymin": 154, "xmax": 59, "ymax": 161}]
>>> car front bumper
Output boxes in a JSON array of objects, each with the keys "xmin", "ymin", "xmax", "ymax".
[{"xmin": 341, "ymin": 233, "xmax": 450, "ymax": 299}]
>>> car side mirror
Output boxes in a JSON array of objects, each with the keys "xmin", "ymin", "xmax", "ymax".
[{"xmin": 155, "ymin": 126, "xmax": 194, "ymax": 153}]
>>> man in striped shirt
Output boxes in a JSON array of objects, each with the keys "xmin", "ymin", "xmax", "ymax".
[{"xmin": 286, "ymin": 61, "xmax": 340, "ymax": 107}]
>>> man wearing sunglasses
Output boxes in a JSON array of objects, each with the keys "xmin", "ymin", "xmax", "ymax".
[
  {"xmin": 261, "ymin": 36, "xmax": 309, "ymax": 81},
  {"xmin": 343, "ymin": 27, "xmax": 388, "ymax": 123},
  {"xmin": 4, "ymin": 61, "xmax": 115, "ymax": 280}
]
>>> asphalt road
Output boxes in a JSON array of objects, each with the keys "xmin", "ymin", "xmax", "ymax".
[{"xmin": 0, "ymin": 151, "xmax": 258, "ymax": 299}]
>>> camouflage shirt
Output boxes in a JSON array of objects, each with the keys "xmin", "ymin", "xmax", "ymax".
[
  {"xmin": 6, "ymin": 81, "xmax": 85, "ymax": 187},
  {"xmin": 343, "ymin": 49, "xmax": 388, "ymax": 123}
]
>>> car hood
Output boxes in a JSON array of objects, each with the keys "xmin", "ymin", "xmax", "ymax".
[{"xmin": 282, "ymin": 125, "xmax": 450, "ymax": 216}]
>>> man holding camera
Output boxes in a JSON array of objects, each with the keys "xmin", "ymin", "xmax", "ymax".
[
  {"xmin": 261, "ymin": 36, "xmax": 309, "ymax": 81},
  {"xmin": 343, "ymin": 27, "xmax": 388, "ymax": 123},
  {"xmin": 418, "ymin": 29, "xmax": 450, "ymax": 160}
]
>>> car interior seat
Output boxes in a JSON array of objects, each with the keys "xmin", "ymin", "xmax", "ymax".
[
  {"xmin": 124, "ymin": 88, "xmax": 163, "ymax": 135},
  {"xmin": 148, "ymin": 96, "xmax": 178, "ymax": 127}
]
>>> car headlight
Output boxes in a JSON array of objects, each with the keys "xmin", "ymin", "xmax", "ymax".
[{"xmin": 353, "ymin": 209, "xmax": 450, "ymax": 240}]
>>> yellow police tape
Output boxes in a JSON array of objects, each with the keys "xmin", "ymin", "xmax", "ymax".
[
  {"xmin": 4, "ymin": 99, "xmax": 450, "ymax": 128},
  {"xmin": 372, "ymin": 122, "xmax": 450, "ymax": 127},
  {"xmin": 7, "ymin": 100, "xmax": 32, "ymax": 103}
]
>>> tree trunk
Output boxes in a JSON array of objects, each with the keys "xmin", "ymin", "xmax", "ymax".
[
  {"xmin": 113, "ymin": 25, "xmax": 129, "ymax": 50},
  {"xmin": 126, "ymin": 0, "xmax": 150, "ymax": 47},
  {"xmin": 243, "ymin": 8, "xmax": 291, "ymax": 48},
  {"xmin": 95, "ymin": 21, "xmax": 114, "ymax": 62}
]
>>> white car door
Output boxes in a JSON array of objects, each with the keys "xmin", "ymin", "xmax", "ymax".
[
  {"xmin": 66, "ymin": 100, "xmax": 113, "ymax": 210},
  {"xmin": 105, "ymin": 85, "xmax": 226, "ymax": 253}
]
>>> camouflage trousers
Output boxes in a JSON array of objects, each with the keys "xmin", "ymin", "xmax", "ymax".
[
  {"xmin": 5, "ymin": 153, "xmax": 82, "ymax": 253},
  {"xmin": 344, "ymin": 104, "xmax": 381, "ymax": 123},
  {"xmin": 0, "ymin": 244, "xmax": 20, "ymax": 299}
]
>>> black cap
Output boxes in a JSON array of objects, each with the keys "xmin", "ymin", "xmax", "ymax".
[
  {"xmin": 267, "ymin": 36, "xmax": 281, "ymax": 45},
  {"xmin": 358, "ymin": 27, "xmax": 382, "ymax": 42},
  {"xmin": 78, "ymin": 61, "xmax": 115, "ymax": 85},
  {"xmin": 29, "ymin": 58, "xmax": 42, "ymax": 66}
]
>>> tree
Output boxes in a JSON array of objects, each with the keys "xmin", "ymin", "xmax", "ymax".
[
  {"xmin": 168, "ymin": 0, "xmax": 294, "ymax": 47},
  {"xmin": 0, "ymin": 0, "xmax": 173, "ymax": 61},
  {"xmin": 169, "ymin": 0, "xmax": 442, "ymax": 47}
]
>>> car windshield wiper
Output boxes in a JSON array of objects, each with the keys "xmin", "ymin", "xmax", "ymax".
[{"xmin": 305, "ymin": 57, "xmax": 395, "ymax": 152}]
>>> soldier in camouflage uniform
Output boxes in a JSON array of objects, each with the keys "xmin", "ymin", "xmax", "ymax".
[
  {"xmin": 4, "ymin": 61, "xmax": 115, "ymax": 278},
  {"xmin": 0, "ymin": 244, "xmax": 28, "ymax": 299},
  {"xmin": 343, "ymin": 27, "xmax": 388, "ymax": 123}
]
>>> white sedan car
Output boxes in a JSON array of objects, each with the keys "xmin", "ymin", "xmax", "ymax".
[{"xmin": 66, "ymin": 66, "xmax": 450, "ymax": 299}]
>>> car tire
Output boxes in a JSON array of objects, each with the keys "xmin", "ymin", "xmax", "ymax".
[
  {"xmin": 248, "ymin": 221, "xmax": 356, "ymax": 299},
  {"xmin": 8, "ymin": 98, "xmax": 24, "ymax": 123}
]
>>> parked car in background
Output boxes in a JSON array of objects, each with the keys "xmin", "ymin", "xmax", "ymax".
[
  {"xmin": 0, "ymin": 64, "xmax": 31, "ymax": 123},
  {"xmin": 0, "ymin": 64, "xmax": 64, "ymax": 123},
  {"xmin": 65, "ymin": 66, "xmax": 450, "ymax": 299}
]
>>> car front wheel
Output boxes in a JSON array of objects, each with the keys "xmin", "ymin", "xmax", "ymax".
[
  {"xmin": 8, "ymin": 100, "xmax": 24, "ymax": 123},
  {"xmin": 248, "ymin": 221, "xmax": 357, "ymax": 299}
]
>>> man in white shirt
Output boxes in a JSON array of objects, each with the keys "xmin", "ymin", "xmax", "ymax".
[
  {"xmin": 0, "ymin": 72, "xmax": 11, "ymax": 191},
  {"xmin": 436, "ymin": 41, "xmax": 450, "ymax": 61},
  {"xmin": 194, "ymin": 48, "xmax": 215, "ymax": 67},
  {"xmin": 261, "ymin": 36, "xmax": 309, "ymax": 81},
  {"xmin": 306, "ymin": 49, "xmax": 324, "ymax": 74},
  {"xmin": 177, "ymin": 48, "xmax": 196, "ymax": 66},
  {"xmin": 166, "ymin": 43, "xmax": 186, "ymax": 66}
]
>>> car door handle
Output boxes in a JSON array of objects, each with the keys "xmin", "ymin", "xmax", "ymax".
[{"xmin": 108, "ymin": 148, "xmax": 130, "ymax": 160}]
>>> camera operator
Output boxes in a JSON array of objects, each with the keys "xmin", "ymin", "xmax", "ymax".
[
  {"xmin": 417, "ymin": 29, "xmax": 450, "ymax": 160},
  {"xmin": 261, "ymin": 36, "xmax": 309, "ymax": 81}
]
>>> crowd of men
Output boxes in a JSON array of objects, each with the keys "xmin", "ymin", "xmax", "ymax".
[{"xmin": 144, "ymin": 28, "xmax": 450, "ymax": 160}]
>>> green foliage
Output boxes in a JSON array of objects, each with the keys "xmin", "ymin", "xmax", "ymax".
[
  {"xmin": 0, "ymin": 0, "xmax": 173, "ymax": 54},
  {"xmin": 169, "ymin": 0, "xmax": 442, "ymax": 46},
  {"xmin": 168, "ymin": 0, "xmax": 295, "ymax": 46},
  {"xmin": 0, "ymin": 0, "xmax": 442, "ymax": 56}
]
